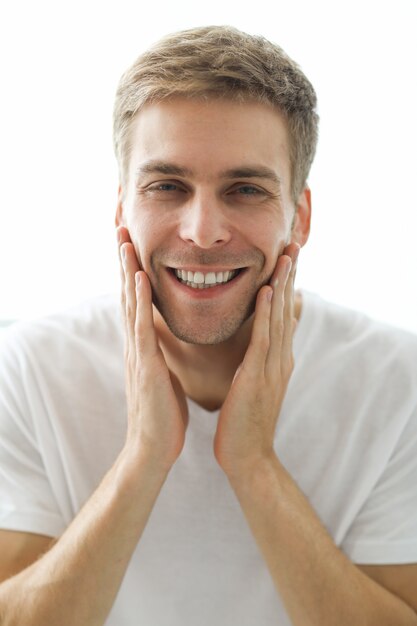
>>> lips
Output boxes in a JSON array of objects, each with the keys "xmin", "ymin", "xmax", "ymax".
[
  {"xmin": 171, "ymin": 267, "xmax": 243, "ymax": 288},
  {"xmin": 167, "ymin": 266, "xmax": 247, "ymax": 298}
]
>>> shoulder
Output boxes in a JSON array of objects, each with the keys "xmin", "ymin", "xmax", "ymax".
[
  {"xmin": 301, "ymin": 289, "xmax": 417, "ymax": 354},
  {"xmin": 298, "ymin": 290, "xmax": 417, "ymax": 394},
  {"xmin": 0, "ymin": 293, "xmax": 122, "ymax": 375}
]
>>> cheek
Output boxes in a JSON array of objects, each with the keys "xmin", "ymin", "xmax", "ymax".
[
  {"xmin": 259, "ymin": 224, "xmax": 291, "ymax": 277},
  {"xmin": 257, "ymin": 216, "xmax": 287, "ymax": 253},
  {"xmin": 125, "ymin": 214, "xmax": 157, "ymax": 271}
]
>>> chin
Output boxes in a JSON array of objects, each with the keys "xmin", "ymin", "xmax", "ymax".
[{"xmin": 154, "ymin": 298, "xmax": 256, "ymax": 346}]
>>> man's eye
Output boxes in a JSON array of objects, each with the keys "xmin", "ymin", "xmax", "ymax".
[
  {"xmin": 233, "ymin": 185, "xmax": 268, "ymax": 198},
  {"xmin": 148, "ymin": 183, "xmax": 182, "ymax": 192},
  {"xmin": 236, "ymin": 186, "xmax": 260, "ymax": 195}
]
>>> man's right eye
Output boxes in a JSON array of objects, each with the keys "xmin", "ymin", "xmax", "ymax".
[{"xmin": 148, "ymin": 183, "xmax": 183, "ymax": 193}]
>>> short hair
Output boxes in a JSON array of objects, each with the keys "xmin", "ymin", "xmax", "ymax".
[{"xmin": 113, "ymin": 25, "xmax": 319, "ymax": 204}]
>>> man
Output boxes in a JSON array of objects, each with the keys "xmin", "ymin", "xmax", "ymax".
[{"xmin": 0, "ymin": 25, "xmax": 416, "ymax": 626}]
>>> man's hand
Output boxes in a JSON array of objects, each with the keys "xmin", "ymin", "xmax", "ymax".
[
  {"xmin": 213, "ymin": 242, "xmax": 300, "ymax": 478},
  {"xmin": 117, "ymin": 226, "xmax": 189, "ymax": 473}
]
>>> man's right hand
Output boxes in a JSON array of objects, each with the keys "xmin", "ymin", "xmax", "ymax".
[{"xmin": 117, "ymin": 226, "xmax": 189, "ymax": 473}]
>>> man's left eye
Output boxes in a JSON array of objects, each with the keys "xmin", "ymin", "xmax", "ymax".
[{"xmin": 236, "ymin": 186, "xmax": 261, "ymax": 195}]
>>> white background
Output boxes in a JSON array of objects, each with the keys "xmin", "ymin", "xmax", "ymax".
[{"xmin": 0, "ymin": 0, "xmax": 416, "ymax": 332}]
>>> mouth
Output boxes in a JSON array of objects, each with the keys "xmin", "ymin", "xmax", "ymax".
[
  {"xmin": 171, "ymin": 267, "xmax": 244, "ymax": 287},
  {"xmin": 166, "ymin": 266, "xmax": 247, "ymax": 298}
]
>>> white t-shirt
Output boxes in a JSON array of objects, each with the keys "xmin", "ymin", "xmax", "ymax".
[{"xmin": 1, "ymin": 289, "xmax": 417, "ymax": 626}]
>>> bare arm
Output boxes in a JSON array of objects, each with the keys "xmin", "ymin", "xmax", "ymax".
[
  {"xmin": 0, "ymin": 228, "xmax": 189, "ymax": 626},
  {"xmin": 214, "ymin": 243, "xmax": 417, "ymax": 625},
  {"xmin": 0, "ymin": 531, "xmax": 56, "ymax": 584},
  {"xmin": 0, "ymin": 448, "xmax": 168, "ymax": 626},
  {"xmin": 228, "ymin": 456, "xmax": 417, "ymax": 626}
]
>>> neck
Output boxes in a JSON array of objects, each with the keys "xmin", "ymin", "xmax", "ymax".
[{"xmin": 154, "ymin": 291, "xmax": 302, "ymax": 412}]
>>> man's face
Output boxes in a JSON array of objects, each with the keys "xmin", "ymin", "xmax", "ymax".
[{"xmin": 116, "ymin": 97, "xmax": 310, "ymax": 344}]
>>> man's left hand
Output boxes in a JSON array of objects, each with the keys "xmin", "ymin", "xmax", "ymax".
[{"xmin": 213, "ymin": 242, "xmax": 300, "ymax": 478}]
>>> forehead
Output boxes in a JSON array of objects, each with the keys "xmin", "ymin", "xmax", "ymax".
[{"xmin": 128, "ymin": 98, "xmax": 291, "ymax": 183}]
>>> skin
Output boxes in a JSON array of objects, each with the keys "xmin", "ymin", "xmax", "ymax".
[
  {"xmin": 115, "ymin": 97, "xmax": 311, "ymax": 426},
  {"xmin": 113, "ymin": 98, "xmax": 417, "ymax": 623},
  {"xmin": 0, "ymin": 97, "xmax": 415, "ymax": 626}
]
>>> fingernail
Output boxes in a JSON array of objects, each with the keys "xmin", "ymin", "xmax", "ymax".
[{"xmin": 121, "ymin": 245, "xmax": 126, "ymax": 262}]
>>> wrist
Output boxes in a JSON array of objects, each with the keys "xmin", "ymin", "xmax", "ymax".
[
  {"xmin": 115, "ymin": 444, "xmax": 171, "ymax": 492},
  {"xmin": 224, "ymin": 452, "xmax": 282, "ymax": 491}
]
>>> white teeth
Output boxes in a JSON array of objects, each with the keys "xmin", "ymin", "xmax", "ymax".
[
  {"xmin": 193, "ymin": 272, "xmax": 205, "ymax": 284},
  {"xmin": 174, "ymin": 268, "xmax": 240, "ymax": 287},
  {"xmin": 204, "ymin": 272, "xmax": 217, "ymax": 285}
]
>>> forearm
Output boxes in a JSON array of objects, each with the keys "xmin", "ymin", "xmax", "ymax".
[
  {"xmin": 0, "ymin": 446, "xmax": 169, "ymax": 626},
  {"xmin": 227, "ymin": 455, "xmax": 417, "ymax": 626}
]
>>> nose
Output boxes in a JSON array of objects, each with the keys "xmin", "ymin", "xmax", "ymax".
[{"xmin": 178, "ymin": 192, "xmax": 232, "ymax": 249}]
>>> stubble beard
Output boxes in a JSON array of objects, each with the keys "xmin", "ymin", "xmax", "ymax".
[
  {"xmin": 149, "ymin": 244, "xmax": 269, "ymax": 344},
  {"xmin": 152, "ymin": 284, "xmax": 258, "ymax": 345}
]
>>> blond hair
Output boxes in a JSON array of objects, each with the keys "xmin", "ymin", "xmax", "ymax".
[{"xmin": 113, "ymin": 25, "xmax": 319, "ymax": 203}]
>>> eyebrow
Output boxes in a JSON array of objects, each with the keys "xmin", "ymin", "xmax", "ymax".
[{"xmin": 135, "ymin": 160, "xmax": 282, "ymax": 188}]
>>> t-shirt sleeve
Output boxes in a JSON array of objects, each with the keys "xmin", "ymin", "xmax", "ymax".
[
  {"xmin": 0, "ymin": 327, "xmax": 66, "ymax": 537},
  {"xmin": 341, "ymin": 404, "xmax": 417, "ymax": 564}
]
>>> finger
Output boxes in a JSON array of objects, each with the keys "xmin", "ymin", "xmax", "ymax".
[
  {"xmin": 116, "ymin": 225, "xmax": 132, "ymax": 244},
  {"xmin": 134, "ymin": 270, "xmax": 160, "ymax": 360},
  {"xmin": 116, "ymin": 228, "xmax": 126, "ymax": 304},
  {"xmin": 121, "ymin": 243, "xmax": 137, "ymax": 365},
  {"xmin": 116, "ymin": 227, "xmax": 134, "ymax": 317},
  {"xmin": 117, "ymin": 226, "xmax": 142, "ymax": 327},
  {"xmin": 117, "ymin": 227, "xmax": 142, "ymax": 270},
  {"xmin": 283, "ymin": 245, "xmax": 298, "ymax": 331},
  {"xmin": 269, "ymin": 241, "xmax": 299, "ymax": 287},
  {"xmin": 267, "ymin": 256, "xmax": 292, "ymax": 369},
  {"xmin": 241, "ymin": 285, "xmax": 273, "ymax": 375},
  {"xmin": 282, "ymin": 244, "xmax": 300, "ymax": 358}
]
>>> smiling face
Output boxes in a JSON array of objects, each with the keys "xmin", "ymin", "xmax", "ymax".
[{"xmin": 116, "ymin": 97, "xmax": 311, "ymax": 344}]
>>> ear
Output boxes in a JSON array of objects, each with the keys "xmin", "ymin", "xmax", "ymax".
[
  {"xmin": 115, "ymin": 185, "xmax": 126, "ymax": 228},
  {"xmin": 290, "ymin": 186, "xmax": 311, "ymax": 248}
]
